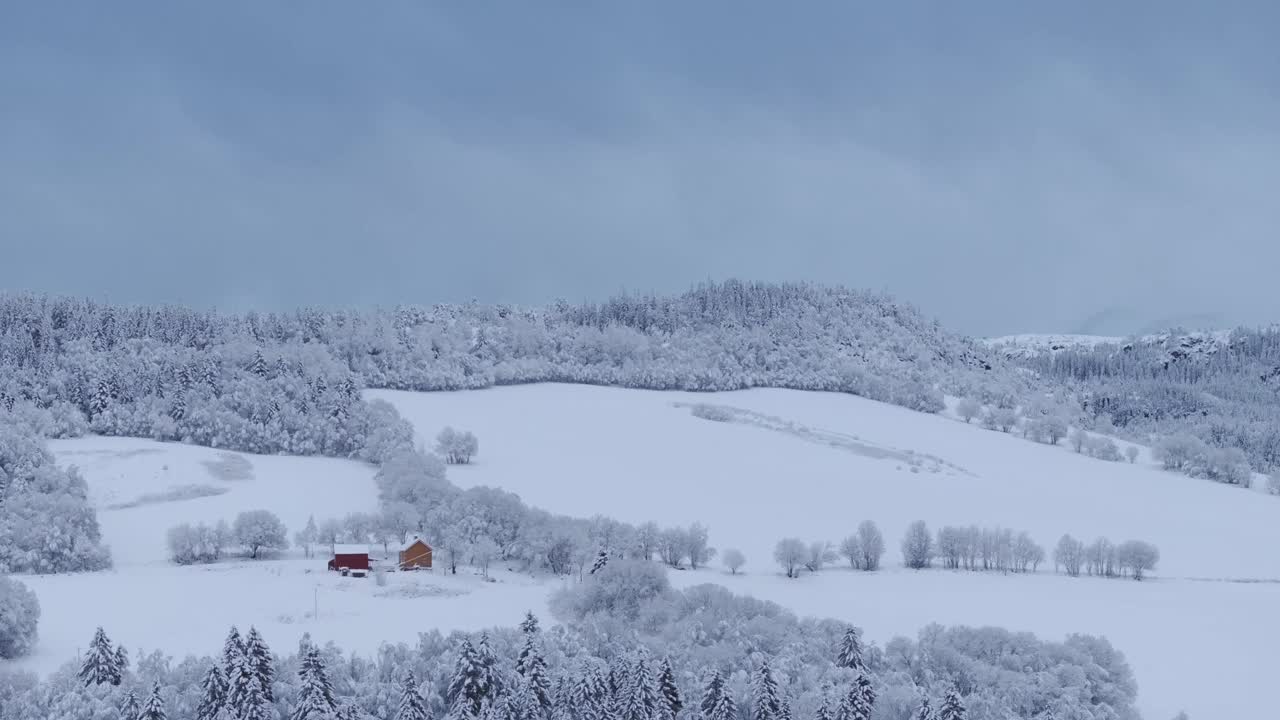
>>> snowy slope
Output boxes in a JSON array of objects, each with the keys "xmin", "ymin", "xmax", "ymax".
[
  {"xmin": 372, "ymin": 384, "xmax": 1280, "ymax": 720},
  {"xmin": 9, "ymin": 437, "xmax": 557, "ymax": 678}
]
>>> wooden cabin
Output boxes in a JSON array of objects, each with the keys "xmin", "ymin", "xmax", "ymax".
[
  {"xmin": 328, "ymin": 544, "xmax": 371, "ymax": 575},
  {"xmin": 399, "ymin": 536, "xmax": 433, "ymax": 570}
]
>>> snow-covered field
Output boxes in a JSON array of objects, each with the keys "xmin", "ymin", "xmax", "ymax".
[
  {"xmin": 373, "ymin": 384, "xmax": 1280, "ymax": 720},
  {"xmin": 6, "ymin": 384, "xmax": 1277, "ymax": 719}
]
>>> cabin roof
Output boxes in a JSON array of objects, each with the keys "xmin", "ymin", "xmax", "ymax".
[{"xmin": 401, "ymin": 537, "xmax": 432, "ymax": 552}]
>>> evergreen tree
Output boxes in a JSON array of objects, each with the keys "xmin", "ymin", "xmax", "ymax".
[
  {"xmin": 448, "ymin": 637, "xmax": 489, "ymax": 717},
  {"xmin": 855, "ymin": 674, "xmax": 875, "ymax": 718},
  {"xmin": 813, "ymin": 695, "xmax": 833, "ymax": 720},
  {"xmin": 396, "ymin": 672, "xmax": 432, "ymax": 720},
  {"xmin": 78, "ymin": 627, "xmax": 119, "ymax": 686},
  {"xmin": 656, "ymin": 658, "xmax": 682, "ymax": 720},
  {"xmin": 914, "ymin": 697, "xmax": 935, "ymax": 720},
  {"xmin": 938, "ymin": 689, "xmax": 965, "ymax": 720},
  {"xmin": 835, "ymin": 628, "xmax": 864, "ymax": 672},
  {"xmin": 248, "ymin": 351, "xmax": 268, "ymax": 378},
  {"xmin": 567, "ymin": 661, "xmax": 609, "ymax": 720},
  {"xmin": 589, "ymin": 549, "xmax": 609, "ymax": 575},
  {"xmin": 836, "ymin": 683, "xmax": 869, "ymax": 720},
  {"xmin": 751, "ymin": 659, "xmax": 783, "ymax": 720},
  {"xmin": 477, "ymin": 632, "xmax": 502, "ymax": 699},
  {"xmin": 516, "ymin": 633, "xmax": 552, "ymax": 713},
  {"xmin": 519, "ymin": 612, "xmax": 540, "ymax": 636},
  {"xmin": 291, "ymin": 646, "xmax": 338, "ymax": 720},
  {"xmin": 617, "ymin": 652, "xmax": 659, "ymax": 720},
  {"xmin": 197, "ymin": 663, "xmax": 229, "ymax": 720},
  {"xmin": 140, "ymin": 683, "xmax": 168, "ymax": 720},
  {"xmin": 700, "ymin": 671, "xmax": 737, "ymax": 720},
  {"xmin": 112, "ymin": 644, "xmax": 130, "ymax": 685},
  {"xmin": 512, "ymin": 676, "xmax": 544, "ymax": 720},
  {"xmin": 235, "ymin": 662, "xmax": 275, "ymax": 720},
  {"xmin": 119, "ymin": 690, "xmax": 141, "ymax": 720},
  {"xmin": 90, "ymin": 379, "xmax": 111, "ymax": 417},
  {"xmin": 223, "ymin": 626, "xmax": 246, "ymax": 677},
  {"xmin": 244, "ymin": 626, "xmax": 277, "ymax": 702}
]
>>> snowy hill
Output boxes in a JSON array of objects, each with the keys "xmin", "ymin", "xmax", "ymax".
[{"xmin": 6, "ymin": 384, "xmax": 1277, "ymax": 719}]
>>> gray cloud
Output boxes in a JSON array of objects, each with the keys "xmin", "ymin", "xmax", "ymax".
[{"xmin": 3, "ymin": 3, "xmax": 1279, "ymax": 335}]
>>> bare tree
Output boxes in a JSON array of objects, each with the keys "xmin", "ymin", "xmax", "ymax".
[
  {"xmin": 1124, "ymin": 446, "xmax": 1139, "ymax": 464},
  {"xmin": 774, "ymin": 538, "xmax": 807, "ymax": 578},
  {"xmin": 900, "ymin": 521, "xmax": 934, "ymax": 570},
  {"xmin": 1116, "ymin": 540, "xmax": 1160, "ymax": 580},
  {"xmin": 804, "ymin": 541, "xmax": 836, "ymax": 572},
  {"xmin": 1053, "ymin": 534, "xmax": 1085, "ymax": 577}
]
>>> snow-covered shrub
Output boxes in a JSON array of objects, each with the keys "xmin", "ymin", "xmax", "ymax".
[
  {"xmin": 1268, "ymin": 472, "xmax": 1280, "ymax": 495},
  {"xmin": 1124, "ymin": 446, "xmax": 1139, "ymax": 463},
  {"xmin": 689, "ymin": 403, "xmax": 735, "ymax": 422},
  {"xmin": 1084, "ymin": 435, "xmax": 1122, "ymax": 462},
  {"xmin": 166, "ymin": 522, "xmax": 228, "ymax": 565},
  {"xmin": 721, "ymin": 548, "xmax": 746, "ymax": 574},
  {"xmin": 0, "ymin": 576, "xmax": 39, "ymax": 659},
  {"xmin": 901, "ymin": 521, "xmax": 934, "ymax": 569},
  {"xmin": 232, "ymin": 510, "xmax": 289, "ymax": 559},
  {"xmin": 1152, "ymin": 433, "xmax": 1209, "ymax": 472},
  {"xmin": 984, "ymin": 408, "xmax": 1019, "ymax": 433}
]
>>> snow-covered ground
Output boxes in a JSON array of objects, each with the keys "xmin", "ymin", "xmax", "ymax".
[
  {"xmin": 373, "ymin": 384, "xmax": 1280, "ymax": 720},
  {"xmin": 10, "ymin": 437, "xmax": 557, "ymax": 678},
  {"xmin": 6, "ymin": 384, "xmax": 1276, "ymax": 719}
]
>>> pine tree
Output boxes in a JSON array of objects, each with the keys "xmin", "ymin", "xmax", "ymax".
[
  {"xmin": 617, "ymin": 652, "xmax": 659, "ymax": 720},
  {"xmin": 197, "ymin": 663, "xmax": 229, "ymax": 720},
  {"xmin": 169, "ymin": 392, "xmax": 186, "ymax": 421},
  {"xmin": 90, "ymin": 379, "xmax": 111, "ymax": 417},
  {"xmin": 512, "ymin": 676, "xmax": 544, "ymax": 720},
  {"xmin": 835, "ymin": 628, "xmax": 864, "ymax": 672},
  {"xmin": 78, "ymin": 627, "xmax": 119, "ymax": 686},
  {"xmin": 813, "ymin": 695, "xmax": 833, "ymax": 720},
  {"xmin": 700, "ymin": 671, "xmax": 737, "ymax": 720},
  {"xmin": 396, "ymin": 672, "xmax": 432, "ymax": 720},
  {"xmin": 477, "ymin": 632, "xmax": 501, "ymax": 699},
  {"xmin": 515, "ymin": 633, "xmax": 552, "ymax": 713},
  {"xmin": 656, "ymin": 658, "xmax": 682, "ymax": 720},
  {"xmin": 567, "ymin": 661, "xmax": 609, "ymax": 720},
  {"xmin": 244, "ymin": 626, "xmax": 276, "ymax": 702},
  {"xmin": 248, "ymin": 351, "xmax": 268, "ymax": 378},
  {"xmin": 589, "ymin": 549, "xmax": 609, "ymax": 575},
  {"xmin": 519, "ymin": 612, "xmax": 540, "ymax": 636},
  {"xmin": 855, "ymin": 674, "xmax": 875, "ymax": 718},
  {"xmin": 235, "ymin": 661, "xmax": 274, "ymax": 720},
  {"xmin": 291, "ymin": 646, "xmax": 338, "ymax": 720},
  {"xmin": 448, "ymin": 637, "xmax": 489, "ymax": 717},
  {"xmin": 120, "ymin": 690, "xmax": 141, "ymax": 720},
  {"xmin": 751, "ymin": 659, "xmax": 783, "ymax": 720},
  {"xmin": 223, "ymin": 626, "xmax": 246, "ymax": 677},
  {"xmin": 913, "ymin": 697, "xmax": 935, "ymax": 720},
  {"xmin": 140, "ymin": 683, "xmax": 168, "ymax": 720},
  {"xmin": 836, "ymin": 683, "xmax": 869, "ymax": 720},
  {"xmin": 112, "ymin": 644, "xmax": 130, "ymax": 685},
  {"xmin": 937, "ymin": 689, "xmax": 965, "ymax": 720}
]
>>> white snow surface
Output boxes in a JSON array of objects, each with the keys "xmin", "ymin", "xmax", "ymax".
[
  {"xmin": 5, "ymin": 384, "xmax": 1276, "ymax": 720},
  {"xmin": 373, "ymin": 384, "xmax": 1280, "ymax": 720}
]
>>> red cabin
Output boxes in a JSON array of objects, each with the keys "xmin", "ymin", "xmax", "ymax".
[{"xmin": 327, "ymin": 544, "xmax": 371, "ymax": 574}]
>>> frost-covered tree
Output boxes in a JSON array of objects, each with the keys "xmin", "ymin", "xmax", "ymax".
[
  {"xmin": 774, "ymin": 538, "xmax": 807, "ymax": 578},
  {"xmin": 78, "ymin": 627, "xmax": 120, "ymax": 686},
  {"xmin": 1116, "ymin": 540, "xmax": 1159, "ymax": 580},
  {"xmin": 589, "ymin": 549, "xmax": 609, "ymax": 575},
  {"xmin": 804, "ymin": 541, "xmax": 836, "ymax": 572},
  {"xmin": 233, "ymin": 510, "xmax": 289, "ymax": 559},
  {"xmin": 120, "ymin": 689, "xmax": 142, "ymax": 720},
  {"xmin": 913, "ymin": 697, "xmax": 935, "ymax": 720},
  {"xmin": 722, "ymin": 548, "xmax": 746, "ymax": 574},
  {"xmin": 1053, "ymin": 535, "xmax": 1085, "ymax": 577},
  {"xmin": 1124, "ymin": 446, "xmax": 1139, "ymax": 464},
  {"xmin": 243, "ymin": 627, "xmax": 276, "ymax": 703},
  {"xmin": 937, "ymin": 689, "xmax": 965, "ymax": 720},
  {"xmin": 617, "ymin": 651, "xmax": 659, "ymax": 720},
  {"xmin": 396, "ymin": 672, "xmax": 431, "ymax": 720},
  {"xmin": 955, "ymin": 398, "xmax": 981, "ymax": 424},
  {"xmin": 516, "ymin": 630, "xmax": 552, "ymax": 713},
  {"xmin": 682, "ymin": 523, "xmax": 715, "ymax": 570},
  {"xmin": 436, "ymin": 427, "xmax": 480, "ymax": 465},
  {"xmin": 901, "ymin": 521, "xmax": 934, "ymax": 570},
  {"xmin": 855, "ymin": 521, "xmax": 885, "ymax": 571},
  {"xmin": 0, "ymin": 575, "xmax": 39, "ymax": 659},
  {"xmin": 295, "ymin": 515, "xmax": 319, "ymax": 559}
]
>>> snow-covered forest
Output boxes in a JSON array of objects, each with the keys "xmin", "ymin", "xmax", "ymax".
[
  {"xmin": 998, "ymin": 329, "xmax": 1280, "ymax": 472},
  {"xmin": 0, "ymin": 563, "xmax": 1142, "ymax": 720}
]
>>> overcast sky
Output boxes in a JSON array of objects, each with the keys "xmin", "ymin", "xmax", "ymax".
[{"xmin": 2, "ymin": 3, "xmax": 1278, "ymax": 336}]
